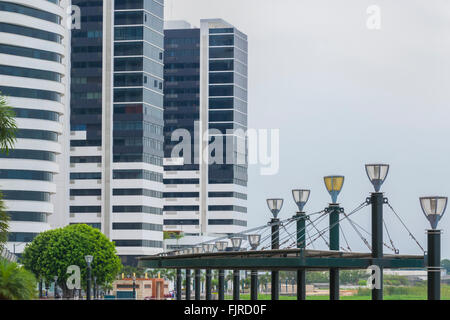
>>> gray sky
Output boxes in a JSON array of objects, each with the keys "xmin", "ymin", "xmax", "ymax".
[{"xmin": 165, "ymin": 0, "xmax": 450, "ymax": 258}]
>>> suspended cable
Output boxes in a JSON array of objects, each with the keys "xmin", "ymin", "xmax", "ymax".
[
  {"xmin": 386, "ymin": 201, "xmax": 425, "ymax": 253},
  {"xmin": 339, "ymin": 224, "xmax": 352, "ymax": 252},
  {"xmin": 281, "ymin": 210, "xmax": 327, "ymax": 249},
  {"xmin": 286, "ymin": 210, "xmax": 328, "ymax": 248},
  {"xmin": 309, "ymin": 216, "xmax": 330, "ymax": 247},
  {"xmin": 341, "ymin": 209, "xmax": 372, "ymax": 251},
  {"xmin": 305, "ymin": 227, "xmax": 315, "ymax": 249},
  {"xmin": 345, "ymin": 215, "xmax": 398, "ymax": 253},
  {"xmin": 383, "ymin": 218, "xmax": 399, "ymax": 254},
  {"xmin": 260, "ymin": 219, "xmax": 296, "ymax": 250},
  {"xmin": 307, "ymin": 201, "xmax": 369, "ymax": 248}
]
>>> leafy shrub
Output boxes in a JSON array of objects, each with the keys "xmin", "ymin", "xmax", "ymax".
[{"xmin": 0, "ymin": 258, "xmax": 37, "ymax": 300}]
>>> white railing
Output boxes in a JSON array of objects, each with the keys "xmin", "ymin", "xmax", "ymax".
[{"xmin": 0, "ymin": 246, "xmax": 17, "ymax": 262}]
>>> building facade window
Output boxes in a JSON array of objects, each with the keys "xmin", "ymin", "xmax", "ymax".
[
  {"xmin": 0, "ymin": 1, "xmax": 61, "ymax": 23},
  {"xmin": 2, "ymin": 190, "xmax": 51, "ymax": 202},
  {"xmin": 0, "ymin": 22, "xmax": 62, "ymax": 43},
  {"xmin": 0, "ymin": 149, "xmax": 55, "ymax": 161},
  {"xmin": 112, "ymin": 205, "xmax": 163, "ymax": 215},
  {"xmin": 8, "ymin": 211, "xmax": 47, "ymax": 222},
  {"xmin": 0, "ymin": 169, "xmax": 53, "ymax": 181},
  {"xmin": 0, "ymin": 44, "xmax": 62, "ymax": 62}
]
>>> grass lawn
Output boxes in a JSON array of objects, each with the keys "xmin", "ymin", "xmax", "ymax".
[
  {"xmin": 223, "ymin": 285, "xmax": 450, "ymax": 300},
  {"xmin": 225, "ymin": 294, "xmax": 443, "ymax": 300}
]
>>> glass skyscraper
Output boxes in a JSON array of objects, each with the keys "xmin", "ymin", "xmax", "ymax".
[
  {"xmin": 163, "ymin": 19, "xmax": 248, "ymax": 250},
  {"xmin": 70, "ymin": 0, "xmax": 165, "ymax": 265}
]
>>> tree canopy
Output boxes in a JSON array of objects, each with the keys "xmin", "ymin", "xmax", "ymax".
[
  {"xmin": 0, "ymin": 94, "xmax": 17, "ymax": 249},
  {"xmin": 21, "ymin": 224, "xmax": 122, "ymax": 297},
  {"xmin": 442, "ymin": 259, "xmax": 450, "ymax": 274}
]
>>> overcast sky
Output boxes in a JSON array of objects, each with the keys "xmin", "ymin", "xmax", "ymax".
[{"xmin": 165, "ymin": 0, "xmax": 450, "ymax": 258}]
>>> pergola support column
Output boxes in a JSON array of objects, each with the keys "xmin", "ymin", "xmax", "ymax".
[
  {"xmin": 233, "ymin": 270, "xmax": 240, "ymax": 300},
  {"xmin": 296, "ymin": 212, "xmax": 307, "ymax": 300},
  {"xmin": 371, "ymin": 192, "xmax": 384, "ymax": 300},
  {"xmin": 250, "ymin": 270, "xmax": 258, "ymax": 300},
  {"xmin": 427, "ymin": 230, "xmax": 441, "ymax": 300},
  {"xmin": 185, "ymin": 269, "xmax": 191, "ymax": 300},
  {"xmin": 176, "ymin": 269, "xmax": 182, "ymax": 300},
  {"xmin": 271, "ymin": 218, "xmax": 280, "ymax": 300},
  {"xmin": 218, "ymin": 270, "xmax": 225, "ymax": 300},
  {"xmin": 205, "ymin": 269, "xmax": 212, "ymax": 300},
  {"xmin": 194, "ymin": 269, "xmax": 201, "ymax": 300},
  {"xmin": 329, "ymin": 204, "xmax": 340, "ymax": 300}
]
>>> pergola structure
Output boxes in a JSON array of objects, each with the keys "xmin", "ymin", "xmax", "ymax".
[
  {"xmin": 139, "ymin": 249, "xmax": 425, "ymax": 271},
  {"xmin": 138, "ymin": 164, "xmax": 446, "ymax": 300}
]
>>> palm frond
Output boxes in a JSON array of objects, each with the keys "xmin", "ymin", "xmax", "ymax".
[
  {"xmin": 0, "ymin": 94, "xmax": 17, "ymax": 155},
  {"xmin": 0, "ymin": 192, "xmax": 9, "ymax": 250}
]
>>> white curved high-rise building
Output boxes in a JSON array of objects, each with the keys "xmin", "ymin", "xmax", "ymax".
[{"xmin": 0, "ymin": 0, "xmax": 68, "ymax": 255}]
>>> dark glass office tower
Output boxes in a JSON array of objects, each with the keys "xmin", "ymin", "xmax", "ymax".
[
  {"xmin": 69, "ymin": 0, "xmax": 165, "ymax": 265},
  {"xmin": 163, "ymin": 27, "xmax": 200, "ymax": 168},
  {"xmin": 163, "ymin": 20, "xmax": 248, "ymax": 250},
  {"xmin": 71, "ymin": 1, "xmax": 103, "ymax": 146},
  {"xmin": 113, "ymin": 0, "xmax": 164, "ymax": 166}
]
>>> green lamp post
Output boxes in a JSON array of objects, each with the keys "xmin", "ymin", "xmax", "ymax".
[
  {"xmin": 420, "ymin": 196, "xmax": 447, "ymax": 300},
  {"xmin": 324, "ymin": 175, "xmax": 344, "ymax": 300},
  {"xmin": 267, "ymin": 198, "xmax": 283, "ymax": 300},
  {"xmin": 231, "ymin": 237, "xmax": 242, "ymax": 300},
  {"xmin": 248, "ymin": 234, "xmax": 261, "ymax": 300},
  {"xmin": 365, "ymin": 163, "xmax": 390, "ymax": 300},
  {"xmin": 215, "ymin": 241, "xmax": 228, "ymax": 300},
  {"xmin": 292, "ymin": 189, "xmax": 310, "ymax": 300}
]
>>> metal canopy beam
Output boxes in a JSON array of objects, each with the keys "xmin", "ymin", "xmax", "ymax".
[{"xmin": 138, "ymin": 253, "xmax": 425, "ymax": 270}]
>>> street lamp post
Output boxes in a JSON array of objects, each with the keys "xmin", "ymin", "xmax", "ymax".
[
  {"xmin": 93, "ymin": 276, "xmax": 97, "ymax": 300},
  {"xmin": 267, "ymin": 198, "xmax": 283, "ymax": 300},
  {"xmin": 324, "ymin": 176, "xmax": 344, "ymax": 300},
  {"xmin": 84, "ymin": 255, "xmax": 93, "ymax": 300},
  {"xmin": 248, "ymin": 234, "xmax": 261, "ymax": 300},
  {"xmin": 292, "ymin": 189, "xmax": 310, "ymax": 300},
  {"xmin": 420, "ymin": 196, "xmax": 447, "ymax": 300},
  {"xmin": 365, "ymin": 164, "xmax": 390, "ymax": 300},
  {"xmin": 54, "ymin": 276, "xmax": 58, "ymax": 299},
  {"xmin": 231, "ymin": 237, "xmax": 242, "ymax": 300},
  {"xmin": 215, "ymin": 241, "xmax": 228, "ymax": 300}
]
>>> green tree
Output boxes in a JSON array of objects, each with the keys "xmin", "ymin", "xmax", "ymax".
[
  {"xmin": 119, "ymin": 265, "xmax": 146, "ymax": 278},
  {"xmin": 0, "ymin": 94, "xmax": 17, "ymax": 249},
  {"xmin": 306, "ymin": 271, "xmax": 329, "ymax": 284},
  {"xmin": 0, "ymin": 94, "xmax": 17, "ymax": 154},
  {"xmin": 340, "ymin": 270, "xmax": 367, "ymax": 284},
  {"xmin": 0, "ymin": 193, "xmax": 9, "ymax": 249},
  {"xmin": 442, "ymin": 259, "xmax": 450, "ymax": 274},
  {"xmin": 0, "ymin": 258, "xmax": 37, "ymax": 300},
  {"xmin": 21, "ymin": 224, "xmax": 122, "ymax": 298},
  {"xmin": 259, "ymin": 272, "xmax": 271, "ymax": 292}
]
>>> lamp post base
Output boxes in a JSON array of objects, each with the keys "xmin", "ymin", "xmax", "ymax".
[{"xmin": 427, "ymin": 229, "xmax": 442, "ymax": 300}]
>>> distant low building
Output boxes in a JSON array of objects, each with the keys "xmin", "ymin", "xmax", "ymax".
[
  {"xmin": 384, "ymin": 269, "xmax": 446, "ymax": 280},
  {"xmin": 113, "ymin": 277, "xmax": 168, "ymax": 300}
]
